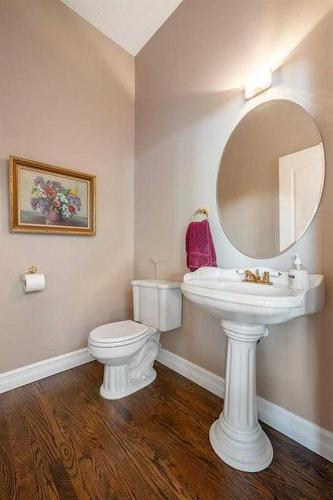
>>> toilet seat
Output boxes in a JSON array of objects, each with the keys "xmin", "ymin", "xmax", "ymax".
[{"xmin": 89, "ymin": 320, "xmax": 153, "ymax": 347}]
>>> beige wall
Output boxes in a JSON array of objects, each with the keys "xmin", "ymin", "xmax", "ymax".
[
  {"xmin": 0, "ymin": 0, "xmax": 134, "ymax": 371},
  {"xmin": 1, "ymin": 0, "xmax": 333, "ymax": 434},
  {"xmin": 135, "ymin": 0, "xmax": 333, "ymax": 431}
]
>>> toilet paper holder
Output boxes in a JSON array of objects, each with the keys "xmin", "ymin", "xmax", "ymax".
[
  {"xmin": 20, "ymin": 265, "xmax": 38, "ymax": 281},
  {"xmin": 21, "ymin": 265, "xmax": 45, "ymax": 292}
]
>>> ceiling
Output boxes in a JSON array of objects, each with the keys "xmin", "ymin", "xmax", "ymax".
[{"xmin": 61, "ymin": 0, "xmax": 183, "ymax": 56}]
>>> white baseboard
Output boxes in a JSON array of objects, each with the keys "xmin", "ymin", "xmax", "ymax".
[
  {"xmin": 1, "ymin": 346, "xmax": 331, "ymax": 463},
  {"xmin": 157, "ymin": 347, "xmax": 333, "ymax": 463},
  {"xmin": 157, "ymin": 347, "xmax": 225, "ymax": 398},
  {"xmin": 0, "ymin": 348, "xmax": 93, "ymax": 394}
]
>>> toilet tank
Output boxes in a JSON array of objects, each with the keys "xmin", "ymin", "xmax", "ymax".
[{"xmin": 131, "ymin": 279, "xmax": 182, "ymax": 331}]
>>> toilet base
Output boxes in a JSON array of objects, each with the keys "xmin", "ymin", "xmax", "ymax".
[{"xmin": 100, "ymin": 368, "xmax": 157, "ymax": 400}]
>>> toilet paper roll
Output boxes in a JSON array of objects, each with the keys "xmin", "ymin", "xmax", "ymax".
[{"xmin": 23, "ymin": 273, "xmax": 46, "ymax": 292}]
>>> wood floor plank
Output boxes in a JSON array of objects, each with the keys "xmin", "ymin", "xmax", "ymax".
[
  {"xmin": 49, "ymin": 459, "xmax": 79, "ymax": 500},
  {"xmin": 0, "ymin": 398, "xmax": 17, "ymax": 500},
  {"xmin": 36, "ymin": 370, "xmax": 163, "ymax": 500},
  {"xmin": 0, "ymin": 360, "xmax": 332, "ymax": 500},
  {"xmin": 79, "ymin": 363, "xmax": 241, "ymax": 499},
  {"xmin": 33, "ymin": 380, "xmax": 99, "ymax": 500},
  {"xmin": 0, "ymin": 384, "xmax": 61, "ymax": 500},
  {"xmin": 58, "ymin": 373, "xmax": 190, "ymax": 499}
]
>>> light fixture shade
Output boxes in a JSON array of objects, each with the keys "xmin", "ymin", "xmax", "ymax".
[{"xmin": 245, "ymin": 68, "xmax": 272, "ymax": 99}]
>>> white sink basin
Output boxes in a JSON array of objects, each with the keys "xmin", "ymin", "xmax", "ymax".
[
  {"xmin": 181, "ymin": 266, "xmax": 324, "ymax": 473},
  {"xmin": 181, "ymin": 267, "xmax": 324, "ymax": 325}
]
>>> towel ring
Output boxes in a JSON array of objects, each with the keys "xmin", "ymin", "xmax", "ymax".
[{"xmin": 192, "ymin": 207, "xmax": 209, "ymax": 220}]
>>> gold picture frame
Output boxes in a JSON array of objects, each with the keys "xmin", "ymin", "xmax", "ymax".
[{"xmin": 9, "ymin": 156, "xmax": 96, "ymax": 235}]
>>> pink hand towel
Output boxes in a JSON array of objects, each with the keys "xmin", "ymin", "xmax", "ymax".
[{"xmin": 185, "ymin": 219, "xmax": 217, "ymax": 271}]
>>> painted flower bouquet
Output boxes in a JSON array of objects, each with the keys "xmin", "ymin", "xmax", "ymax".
[{"xmin": 31, "ymin": 176, "xmax": 81, "ymax": 223}]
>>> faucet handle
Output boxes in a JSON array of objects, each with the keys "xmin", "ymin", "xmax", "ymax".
[
  {"xmin": 263, "ymin": 271, "xmax": 270, "ymax": 283},
  {"xmin": 244, "ymin": 270, "xmax": 252, "ymax": 281}
]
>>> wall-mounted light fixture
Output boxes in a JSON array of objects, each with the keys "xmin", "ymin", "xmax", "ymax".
[{"xmin": 244, "ymin": 67, "xmax": 272, "ymax": 99}]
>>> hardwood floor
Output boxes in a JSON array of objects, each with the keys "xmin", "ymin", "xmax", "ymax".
[{"xmin": 0, "ymin": 362, "xmax": 332, "ymax": 499}]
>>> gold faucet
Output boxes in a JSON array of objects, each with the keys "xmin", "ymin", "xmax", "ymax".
[{"xmin": 243, "ymin": 269, "xmax": 271, "ymax": 285}]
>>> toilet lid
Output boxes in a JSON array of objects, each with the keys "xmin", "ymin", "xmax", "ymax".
[{"xmin": 89, "ymin": 320, "xmax": 151, "ymax": 344}]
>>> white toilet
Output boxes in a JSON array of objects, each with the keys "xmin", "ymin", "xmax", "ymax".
[{"xmin": 88, "ymin": 279, "xmax": 182, "ymax": 400}]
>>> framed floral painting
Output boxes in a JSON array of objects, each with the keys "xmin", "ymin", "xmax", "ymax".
[{"xmin": 9, "ymin": 156, "xmax": 96, "ymax": 235}]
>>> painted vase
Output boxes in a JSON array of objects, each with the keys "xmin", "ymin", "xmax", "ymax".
[{"xmin": 46, "ymin": 209, "xmax": 63, "ymax": 225}]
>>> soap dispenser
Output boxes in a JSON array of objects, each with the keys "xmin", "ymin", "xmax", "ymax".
[{"xmin": 289, "ymin": 254, "xmax": 310, "ymax": 289}]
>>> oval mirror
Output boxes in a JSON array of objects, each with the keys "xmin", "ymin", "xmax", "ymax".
[{"xmin": 217, "ymin": 99, "xmax": 325, "ymax": 258}]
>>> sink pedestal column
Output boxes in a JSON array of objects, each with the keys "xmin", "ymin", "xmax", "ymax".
[{"xmin": 209, "ymin": 320, "xmax": 273, "ymax": 472}]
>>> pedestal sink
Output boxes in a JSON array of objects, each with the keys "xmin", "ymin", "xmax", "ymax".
[{"xmin": 181, "ymin": 267, "xmax": 324, "ymax": 472}]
